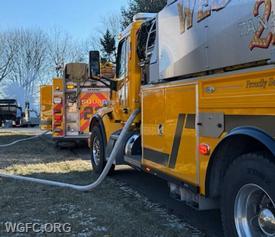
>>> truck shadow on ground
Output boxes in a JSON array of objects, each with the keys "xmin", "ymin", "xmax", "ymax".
[{"xmin": 112, "ymin": 168, "xmax": 223, "ymax": 237}]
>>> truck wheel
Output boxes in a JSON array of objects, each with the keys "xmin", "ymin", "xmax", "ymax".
[
  {"xmin": 90, "ymin": 126, "xmax": 114, "ymax": 175},
  {"xmin": 221, "ymin": 153, "xmax": 275, "ymax": 237}
]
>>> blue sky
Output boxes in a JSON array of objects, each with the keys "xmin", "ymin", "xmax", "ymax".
[{"xmin": 0, "ymin": 0, "xmax": 128, "ymax": 40}]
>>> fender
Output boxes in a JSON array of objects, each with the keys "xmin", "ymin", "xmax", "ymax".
[
  {"xmin": 89, "ymin": 108, "xmax": 113, "ymax": 147},
  {"xmin": 228, "ymin": 126, "xmax": 275, "ymax": 156},
  {"xmin": 89, "ymin": 107, "xmax": 113, "ymax": 132},
  {"xmin": 206, "ymin": 126, "xmax": 275, "ymax": 197}
]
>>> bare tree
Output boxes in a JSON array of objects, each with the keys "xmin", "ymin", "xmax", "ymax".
[
  {"xmin": 85, "ymin": 33, "xmax": 101, "ymax": 51},
  {"xmin": 100, "ymin": 13, "xmax": 121, "ymax": 37},
  {"xmin": 68, "ymin": 39, "xmax": 87, "ymax": 63},
  {"xmin": 47, "ymin": 27, "xmax": 89, "ymax": 76},
  {"xmin": 0, "ymin": 27, "xmax": 100, "ymax": 107},
  {"xmin": 47, "ymin": 27, "xmax": 72, "ymax": 77},
  {"xmin": 6, "ymin": 28, "xmax": 48, "ymax": 103},
  {"xmin": 0, "ymin": 32, "xmax": 17, "ymax": 83},
  {"xmin": 84, "ymin": 13, "xmax": 121, "ymax": 57}
]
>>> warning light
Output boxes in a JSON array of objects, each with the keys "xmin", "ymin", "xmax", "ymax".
[
  {"xmin": 67, "ymin": 84, "xmax": 75, "ymax": 90},
  {"xmin": 55, "ymin": 115, "xmax": 62, "ymax": 121},
  {"xmin": 199, "ymin": 143, "xmax": 210, "ymax": 155}
]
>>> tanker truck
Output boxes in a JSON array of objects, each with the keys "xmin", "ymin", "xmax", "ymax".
[{"xmin": 88, "ymin": 1, "xmax": 275, "ymax": 236}]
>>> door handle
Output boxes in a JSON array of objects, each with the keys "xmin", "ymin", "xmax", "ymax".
[{"xmin": 158, "ymin": 124, "xmax": 164, "ymax": 136}]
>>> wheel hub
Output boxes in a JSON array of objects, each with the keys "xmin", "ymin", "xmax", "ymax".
[
  {"xmin": 258, "ymin": 208, "xmax": 275, "ymax": 236},
  {"xmin": 234, "ymin": 184, "xmax": 275, "ymax": 237},
  {"xmin": 92, "ymin": 136, "xmax": 101, "ymax": 166}
]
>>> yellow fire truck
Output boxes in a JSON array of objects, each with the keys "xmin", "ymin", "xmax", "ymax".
[
  {"xmin": 53, "ymin": 63, "xmax": 111, "ymax": 142},
  {"xmin": 88, "ymin": 1, "xmax": 275, "ymax": 236},
  {"xmin": 40, "ymin": 62, "xmax": 111, "ymax": 143}
]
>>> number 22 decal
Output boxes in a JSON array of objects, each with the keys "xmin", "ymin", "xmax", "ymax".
[{"xmin": 249, "ymin": 0, "xmax": 274, "ymax": 50}]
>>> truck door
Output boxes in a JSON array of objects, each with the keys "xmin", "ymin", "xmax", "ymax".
[{"xmin": 142, "ymin": 88, "xmax": 167, "ymax": 165}]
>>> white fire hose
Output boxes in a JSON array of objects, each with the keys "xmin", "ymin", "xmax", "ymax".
[
  {"xmin": 0, "ymin": 109, "xmax": 140, "ymax": 192},
  {"xmin": 0, "ymin": 130, "xmax": 50, "ymax": 148}
]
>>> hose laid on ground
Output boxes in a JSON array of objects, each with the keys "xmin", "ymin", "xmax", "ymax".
[
  {"xmin": 0, "ymin": 109, "xmax": 140, "ymax": 192},
  {"xmin": 0, "ymin": 130, "xmax": 50, "ymax": 148}
]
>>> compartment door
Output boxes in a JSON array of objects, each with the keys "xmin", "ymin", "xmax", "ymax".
[
  {"xmin": 165, "ymin": 84, "xmax": 197, "ymax": 185},
  {"xmin": 142, "ymin": 84, "xmax": 198, "ymax": 185},
  {"xmin": 40, "ymin": 85, "xmax": 52, "ymax": 131},
  {"xmin": 142, "ymin": 88, "xmax": 168, "ymax": 167}
]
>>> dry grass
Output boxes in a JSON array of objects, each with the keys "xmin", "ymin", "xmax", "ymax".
[
  {"xmin": 0, "ymin": 129, "xmax": 204, "ymax": 237},
  {"xmin": 1, "ymin": 160, "xmax": 91, "ymax": 176}
]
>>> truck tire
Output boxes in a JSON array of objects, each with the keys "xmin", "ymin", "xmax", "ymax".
[
  {"xmin": 90, "ymin": 125, "xmax": 114, "ymax": 175},
  {"xmin": 221, "ymin": 153, "xmax": 275, "ymax": 237}
]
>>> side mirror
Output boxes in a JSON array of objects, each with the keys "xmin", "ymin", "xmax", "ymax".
[{"xmin": 89, "ymin": 51, "xmax": 101, "ymax": 78}]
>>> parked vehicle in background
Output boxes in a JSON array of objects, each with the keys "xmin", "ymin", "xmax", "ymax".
[
  {"xmin": 0, "ymin": 99, "xmax": 19, "ymax": 127},
  {"xmin": 41, "ymin": 62, "xmax": 113, "ymax": 145},
  {"xmin": 0, "ymin": 99, "xmax": 39, "ymax": 128}
]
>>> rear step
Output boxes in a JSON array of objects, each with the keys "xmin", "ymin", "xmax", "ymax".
[{"xmin": 124, "ymin": 155, "xmax": 142, "ymax": 168}]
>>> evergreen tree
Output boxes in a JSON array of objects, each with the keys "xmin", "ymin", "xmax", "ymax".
[
  {"xmin": 100, "ymin": 29, "xmax": 116, "ymax": 62},
  {"xmin": 121, "ymin": 0, "xmax": 166, "ymax": 29}
]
